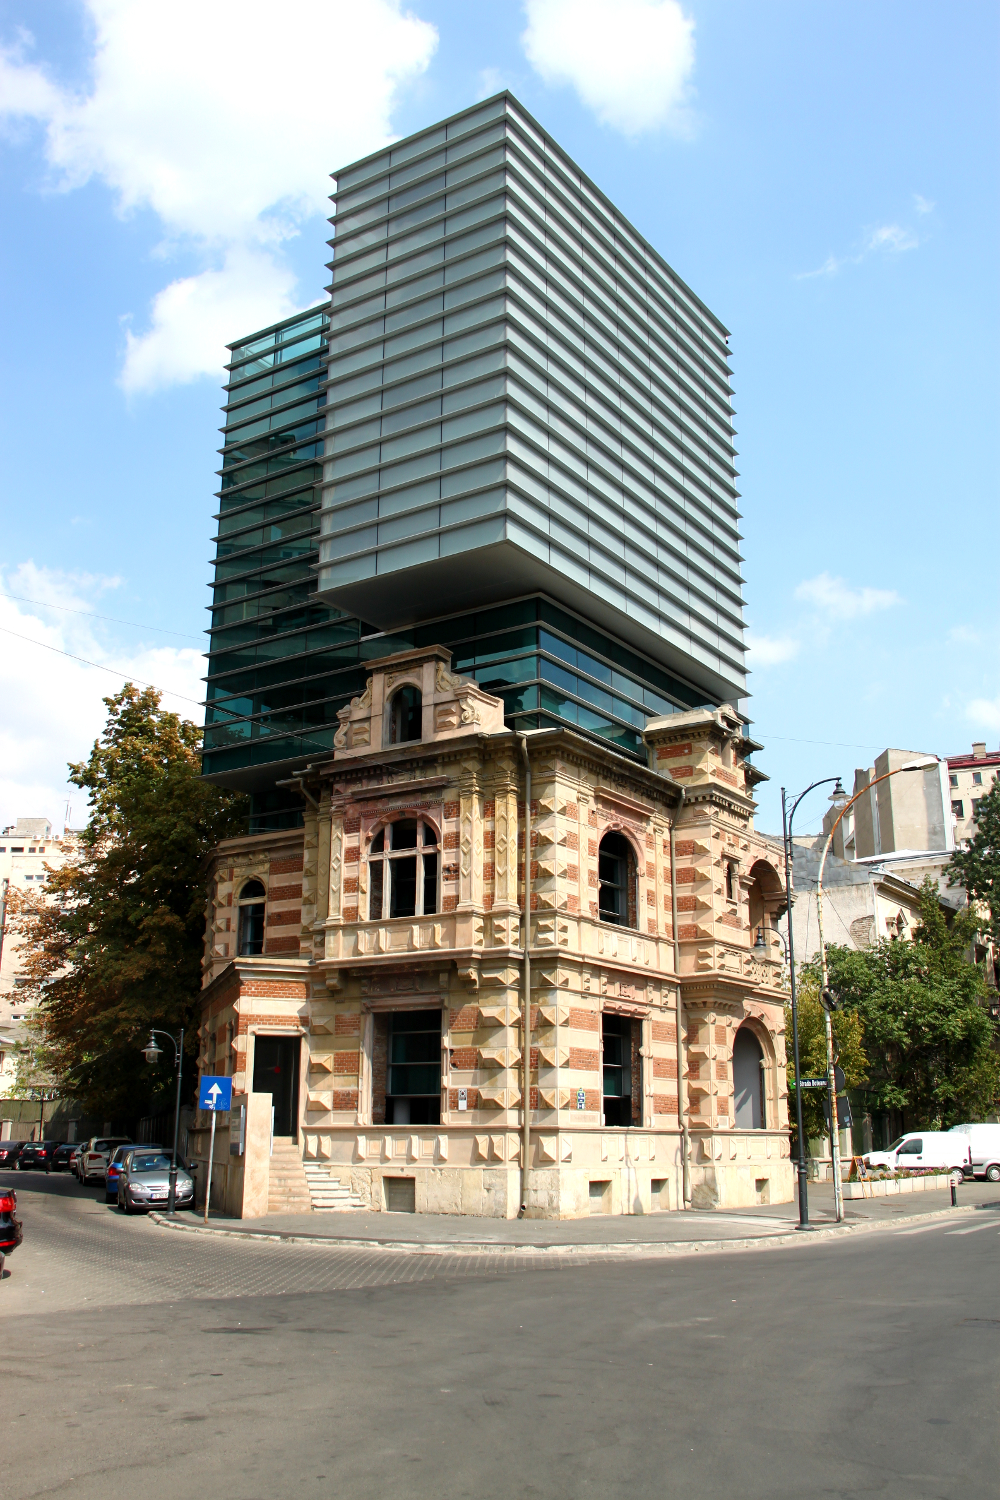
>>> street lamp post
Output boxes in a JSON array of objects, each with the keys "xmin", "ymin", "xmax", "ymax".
[
  {"xmin": 142, "ymin": 1028, "xmax": 185, "ymax": 1215},
  {"xmin": 780, "ymin": 778, "xmax": 844, "ymax": 1231},
  {"xmin": 814, "ymin": 756, "xmax": 939, "ymax": 1223}
]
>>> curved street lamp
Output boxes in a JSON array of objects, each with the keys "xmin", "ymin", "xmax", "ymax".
[
  {"xmin": 781, "ymin": 777, "xmax": 844, "ymax": 1231},
  {"xmin": 814, "ymin": 757, "xmax": 939, "ymax": 1223},
  {"xmin": 142, "ymin": 1027, "xmax": 185, "ymax": 1215}
]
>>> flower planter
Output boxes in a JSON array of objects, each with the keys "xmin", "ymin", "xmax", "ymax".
[{"xmin": 842, "ymin": 1171, "xmax": 952, "ymax": 1200}]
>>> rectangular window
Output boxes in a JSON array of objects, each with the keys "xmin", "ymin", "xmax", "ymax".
[
  {"xmin": 602, "ymin": 1015, "xmax": 641, "ymax": 1128},
  {"xmin": 385, "ymin": 1009, "xmax": 441, "ymax": 1125},
  {"xmin": 973, "ymin": 771, "xmax": 982, "ymax": 785},
  {"xmin": 949, "ymin": 773, "xmax": 958, "ymax": 788},
  {"xmin": 972, "ymin": 800, "xmax": 981, "ymax": 817},
  {"xmin": 952, "ymin": 800, "xmax": 964, "ymax": 817}
]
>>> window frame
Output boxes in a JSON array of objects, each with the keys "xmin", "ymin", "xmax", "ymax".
[
  {"xmin": 236, "ymin": 877, "xmax": 267, "ymax": 956},
  {"xmin": 387, "ymin": 683, "xmax": 423, "ymax": 744},
  {"xmin": 597, "ymin": 829, "xmax": 639, "ymax": 930},
  {"xmin": 367, "ymin": 818, "xmax": 439, "ymax": 921}
]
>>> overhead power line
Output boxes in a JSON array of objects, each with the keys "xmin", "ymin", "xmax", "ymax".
[{"xmin": 0, "ymin": 590, "xmax": 203, "ymax": 641}]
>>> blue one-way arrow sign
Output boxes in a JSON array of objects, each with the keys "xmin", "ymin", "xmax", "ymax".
[{"xmin": 199, "ymin": 1075, "xmax": 233, "ymax": 1112}]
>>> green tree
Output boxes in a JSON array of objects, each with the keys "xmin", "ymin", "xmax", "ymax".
[
  {"xmin": 785, "ymin": 981, "xmax": 867, "ymax": 1148},
  {"xmin": 946, "ymin": 773, "xmax": 1000, "ymax": 947},
  {"xmin": 818, "ymin": 881, "xmax": 999, "ymax": 1131},
  {"xmin": 9, "ymin": 686, "xmax": 248, "ymax": 1122}
]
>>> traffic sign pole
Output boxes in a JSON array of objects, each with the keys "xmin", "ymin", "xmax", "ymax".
[{"xmin": 204, "ymin": 1109, "xmax": 217, "ymax": 1224}]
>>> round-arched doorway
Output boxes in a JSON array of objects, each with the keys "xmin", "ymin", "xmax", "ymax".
[{"xmin": 733, "ymin": 1026, "xmax": 767, "ymax": 1129}]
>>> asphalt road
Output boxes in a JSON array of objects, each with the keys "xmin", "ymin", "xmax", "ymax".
[{"xmin": 3, "ymin": 1171, "xmax": 998, "ymax": 1499}]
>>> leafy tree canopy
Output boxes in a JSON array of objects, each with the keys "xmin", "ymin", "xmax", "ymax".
[
  {"xmin": 946, "ymin": 773, "xmax": 1000, "ymax": 946},
  {"xmin": 9, "ymin": 686, "xmax": 249, "ymax": 1122},
  {"xmin": 795, "ymin": 881, "xmax": 999, "ymax": 1133},
  {"xmin": 785, "ymin": 982, "xmax": 866, "ymax": 1146}
]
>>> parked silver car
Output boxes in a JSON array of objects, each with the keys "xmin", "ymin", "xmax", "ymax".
[{"xmin": 116, "ymin": 1149, "xmax": 195, "ymax": 1213}]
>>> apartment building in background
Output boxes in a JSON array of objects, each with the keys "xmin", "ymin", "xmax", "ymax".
[
  {"xmin": 0, "ymin": 818, "xmax": 81, "ymax": 1096},
  {"xmin": 194, "ymin": 94, "xmax": 793, "ymax": 1220},
  {"xmin": 947, "ymin": 741, "xmax": 999, "ymax": 847}
]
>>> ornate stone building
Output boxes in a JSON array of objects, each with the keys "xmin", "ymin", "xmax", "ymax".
[{"xmin": 195, "ymin": 648, "xmax": 791, "ymax": 1219}]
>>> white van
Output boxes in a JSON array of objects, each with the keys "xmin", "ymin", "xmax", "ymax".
[
  {"xmin": 949, "ymin": 1124, "xmax": 1000, "ymax": 1182},
  {"xmin": 866, "ymin": 1131, "xmax": 971, "ymax": 1173}
]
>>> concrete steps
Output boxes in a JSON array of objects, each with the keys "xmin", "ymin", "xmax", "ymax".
[
  {"xmin": 267, "ymin": 1139, "xmax": 313, "ymax": 1214},
  {"xmin": 303, "ymin": 1162, "xmax": 366, "ymax": 1212}
]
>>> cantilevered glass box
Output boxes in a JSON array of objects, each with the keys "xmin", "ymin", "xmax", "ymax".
[{"xmin": 318, "ymin": 93, "xmax": 745, "ymax": 706}]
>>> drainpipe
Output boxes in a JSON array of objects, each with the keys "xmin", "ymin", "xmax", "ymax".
[
  {"xmin": 517, "ymin": 733, "xmax": 532, "ymax": 1216},
  {"xmin": 669, "ymin": 787, "xmax": 691, "ymax": 1208}
]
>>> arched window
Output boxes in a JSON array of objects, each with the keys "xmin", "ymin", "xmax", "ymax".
[
  {"xmin": 733, "ymin": 1025, "xmax": 767, "ymax": 1129},
  {"xmin": 598, "ymin": 831, "xmax": 637, "ymax": 928},
  {"xmin": 237, "ymin": 878, "xmax": 266, "ymax": 956},
  {"xmin": 389, "ymin": 685, "xmax": 422, "ymax": 744},
  {"xmin": 368, "ymin": 819, "xmax": 438, "ymax": 920}
]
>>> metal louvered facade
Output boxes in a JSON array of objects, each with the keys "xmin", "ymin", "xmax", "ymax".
[{"xmin": 318, "ymin": 92, "xmax": 746, "ymax": 705}]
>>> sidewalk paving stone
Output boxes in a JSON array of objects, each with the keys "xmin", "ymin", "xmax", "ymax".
[{"xmin": 152, "ymin": 1180, "xmax": 1000, "ymax": 1255}]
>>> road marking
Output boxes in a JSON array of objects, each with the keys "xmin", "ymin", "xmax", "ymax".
[
  {"xmin": 945, "ymin": 1220, "xmax": 1000, "ymax": 1236},
  {"xmin": 893, "ymin": 1222, "xmax": 952, "ymax": 1236}
]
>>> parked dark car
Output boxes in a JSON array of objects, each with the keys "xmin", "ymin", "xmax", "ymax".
[
  {"xmin": 0, "ymin": 1142, "xmax": 26, "ymax": 1168},
  {"xmin": 0, "ymin": 1185, "xmax": 23, "ymax": 1274},
  {"xmin": 17, "ymin": 1140, "xmax": 65, "ymax": 1171},
  {"xmin": 51, "ymin": 1144, "xmax": 79, "ymax": 1171}
]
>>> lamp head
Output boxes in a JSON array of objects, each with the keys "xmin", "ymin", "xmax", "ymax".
[
  {"xmin": 832, "ymin": 778, "xmax": 845, "ymax": 798},
  {"xmin": 752, "ymin": 926, "xmax": 768, "ymax": 957},
  {"xmin": 900, "ymin": 757, "xmax": 938, "ymax": 772},
  {"xmin": 142, "ymin": 1034, "xmax": 162, "ymax": 1065}
]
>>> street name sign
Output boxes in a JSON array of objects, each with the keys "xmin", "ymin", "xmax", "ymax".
[
  {"xmin": 199, "ymin": 1075, "xmax": 233, "ymax": 1112},
  {"xmin": 795, "ymin": 1078, "xmax": 828, "ymax": 1090}
]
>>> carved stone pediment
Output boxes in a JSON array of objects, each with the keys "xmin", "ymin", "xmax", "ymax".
[{"xmin": 332, "ymin": 646, "xmax": 505, "ymax": 762}]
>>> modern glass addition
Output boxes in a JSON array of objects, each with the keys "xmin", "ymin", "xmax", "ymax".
[
  {"xmin": 203, "ymin": 97, "xmax": 738, "ymax": 831},
  {"xmin": 368, "ymin": 819, "xmax": 438, "ymax": 920}
]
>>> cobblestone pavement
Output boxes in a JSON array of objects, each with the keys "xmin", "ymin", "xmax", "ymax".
[
  {"xmin": 0, "ymin": 1171, "xmax": 590, "ymax": 1316},
  {"xmin": 4, "ymin": 1169, "xmax": 997, "ymax": 1319}
]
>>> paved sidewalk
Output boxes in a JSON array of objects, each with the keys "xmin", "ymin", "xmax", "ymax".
[{"xmin": 152, "ymin": 1179, "xmax": 1000, "ymax": 1255}]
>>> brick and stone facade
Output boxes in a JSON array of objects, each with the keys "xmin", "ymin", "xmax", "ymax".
[{"xmin": 198, "ymin": 646, "xmax": 791, "ymax": 1218}]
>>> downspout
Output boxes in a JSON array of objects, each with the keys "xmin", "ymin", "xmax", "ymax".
[
  {"xmin": 669, "ymin": 787, "xmax": 691, "ymax": 1208},
  {"xmin": 517, "ymin": 733, "xmax": 532, "ymax": 1216}
]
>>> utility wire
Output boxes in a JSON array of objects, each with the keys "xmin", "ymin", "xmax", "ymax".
[
  {"xmin": 0, "ymin": 625, "xmax": 337, "ymax": 758},
  {"xmin": 0, "ymin": 590, "xmax": 203, "ymax": 641},
  {"xmin": 0, "ymin": 623, "xmax": 901, "ymax": 762}
]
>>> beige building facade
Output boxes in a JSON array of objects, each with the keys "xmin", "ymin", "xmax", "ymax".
[
  {"xmin": 0, "ymin": 818, "xmax": 82, "ymax": 1090},
  {"xmin": 194, "ymin": 648, "xmax": 792, "ymax": 1220}
]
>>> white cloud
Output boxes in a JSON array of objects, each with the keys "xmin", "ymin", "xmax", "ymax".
[
  {"xmin": 865, "ymin": 223, "xmax": 918, "ymax": 253},
  {"xmin": 745, "ymin": 632, "xmax": 800, "ymax": 668},
  {"xmin": 121, "ymin": 246, "xmax": 304, "ymax": 396},
  {"xmin": 0, "ymin": 562, "xmax": 206, "ymax": 833},
  {"xmin": 914, "ymin": 194, "xmax": 935, "ymax": 215},
  {"xmin": 520, "ymin": 0, "xmax": 695, "ymax": 137},
  {"xmin": 798, "ymin": 219, "xmax": 921, "ymax": 279},
  {"xmin": 0, "ymin": 1, "xmax": 438, "ymax": 392},
  {"xmin": 476, "ymin": 68, "xmax": 509, "ymax": 103},
  {"xmin": 967, "ymin": 695, "xmax": 1000, "ymax": 734},
  {"xmin": 794, "ymin": 572, "xmax": 902, "ymax": 621}
]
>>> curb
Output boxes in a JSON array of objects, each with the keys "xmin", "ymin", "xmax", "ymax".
[{"xmin": 147, "ymin": 1201, "xmax": 983, "ymax": 1260}]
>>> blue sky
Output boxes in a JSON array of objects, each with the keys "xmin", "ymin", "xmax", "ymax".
[{"xmin": 0, "ymin": 0, "xmax": 997, "ymax": 838}]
